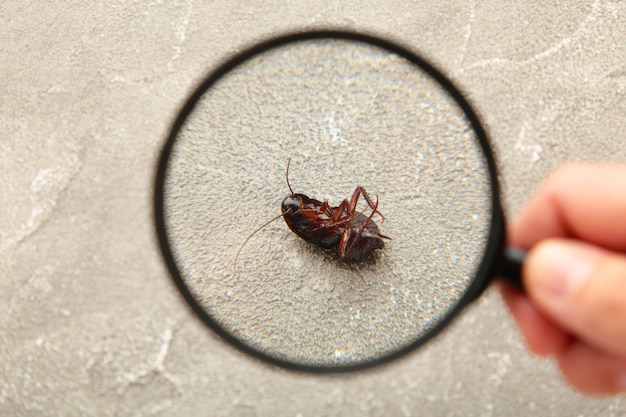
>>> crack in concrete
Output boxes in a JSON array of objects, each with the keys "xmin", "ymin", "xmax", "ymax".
[
  {"xmin": 514, "ymin": 124, "xmax": 543, "ymax": 164},
  {"xmin": 167, "ymin": 0, "xmax": 194, "ymax": 72},
  {"xmin": 456, "ymin": 0, "xmax": 601, "ymax": 75},
  {"xmin": 486, "ymin": 352, "xmax": 513, "ymax": 387},
  {"xmin": 116, "ymin": 318, "xmax": 183, "ymax": 397},
  {"xmin": 155, "ymin": 325, "xmax": 174, "ymax": 373},
  {"xmin": 458, "ymin": 0, "xmax": 477, "ymax": 69},
  {"xmin": 4, "ymin": 152, "xmax": 83, "ymax": 252}
]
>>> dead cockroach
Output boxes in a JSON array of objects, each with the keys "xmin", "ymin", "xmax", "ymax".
[{"xmin": 234, "ymin": 159, "xmax": 390, "ymax": 268}]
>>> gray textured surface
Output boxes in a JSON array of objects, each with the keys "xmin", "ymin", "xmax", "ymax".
[{"xmin": 2, "ymin": 1, "xmax": 626, "ymax": 416}]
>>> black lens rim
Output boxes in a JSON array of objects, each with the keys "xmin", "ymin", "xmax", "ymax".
[{"xmin": 154, "ymin": 29, "xmax": 505, "ymax": 373}]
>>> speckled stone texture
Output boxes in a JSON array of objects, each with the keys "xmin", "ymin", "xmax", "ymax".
[{"xmin": 2, "ymin": 1, "xmax": 625, "ymax": 416}]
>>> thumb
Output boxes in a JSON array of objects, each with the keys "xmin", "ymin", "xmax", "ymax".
[{"xmin": 525, "ymin": 239, "xmax": 626, "ymax": 358}]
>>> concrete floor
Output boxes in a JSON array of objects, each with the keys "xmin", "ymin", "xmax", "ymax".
[{"xmin": 2, "ymin": 1, "xmax": 626, "ymax": 416}]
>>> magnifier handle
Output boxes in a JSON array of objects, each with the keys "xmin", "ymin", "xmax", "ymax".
[{"xmin": 497, "ymin": 246, "xmax": 526, "ymax": 290}]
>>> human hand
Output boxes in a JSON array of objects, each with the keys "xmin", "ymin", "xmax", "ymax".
[{"xmin": 500, "ymin": 163, "xmax": 626, "ymax": 395}]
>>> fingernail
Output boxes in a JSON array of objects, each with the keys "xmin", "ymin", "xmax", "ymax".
[
  {"xmin": 533, "ymin": 241, "xmax": 600, "ymax": 298},
  {"xmin": 617, "ymin": 372, "xmax": 626, "ymax": 392}
]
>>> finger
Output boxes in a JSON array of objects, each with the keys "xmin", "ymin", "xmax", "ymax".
[
  {"xmin": 498, "ymin": 283, "xmax": 571, "ymax": 356},
  {"xmin": 525, "ymin": 239, "xmax": 626, "ymax": 358},
  {"xmin": 556, "ymin": 341, "xmax": 626, "ymax": 395},
  {"xmin": 501, "ymin": 281, "xmax": 626, "ymax": 395},
  {"xmin": 510, "ymin": 163, "xmax": 626, "ymax": 251}
]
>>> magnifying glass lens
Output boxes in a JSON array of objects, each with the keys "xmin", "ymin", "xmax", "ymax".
[{"xmin": 157, "ymin": 33, "xmax": 500, "ymax": 370}]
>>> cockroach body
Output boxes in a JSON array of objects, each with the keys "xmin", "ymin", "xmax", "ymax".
[
  {"xmin": 234, "ymin": 159, "xmax": 389, "ymax": 268},
  {"xmin": 281, "ymin": 185, "xmax": 389, "ymax": 262}
]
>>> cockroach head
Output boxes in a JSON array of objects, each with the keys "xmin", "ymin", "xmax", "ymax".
[{"xmin": 281, "ymin": 195, "xmax": 301, "ymax": 214}]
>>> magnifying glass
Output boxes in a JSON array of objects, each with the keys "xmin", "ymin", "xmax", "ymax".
[{"xmin": 154, "ymin": 30, "xmax": 524, "ymax": 372}]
